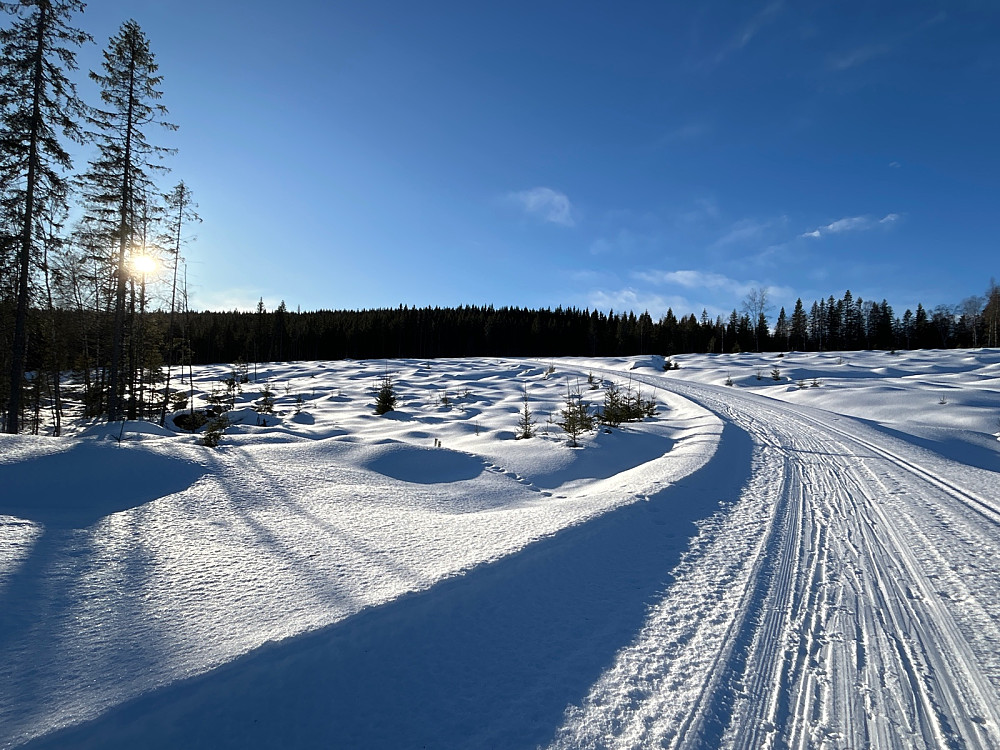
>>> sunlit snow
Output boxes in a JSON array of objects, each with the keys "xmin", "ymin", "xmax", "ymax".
[{"xmin": 1, "ymin": 350, "xmax": 999, "ymax": 749}]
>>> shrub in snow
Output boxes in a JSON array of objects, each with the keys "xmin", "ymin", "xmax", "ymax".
[
  {"xmin": 771, "ymin": 367, "xmax": 782, "ymax": 381},
  {"xmin": 174, "ymin": 410, "xmax": 208, "ymax": 432},
  {"xmin": 202, "ymin": 413, "xmax": 230, "ymax": 447},
  {"xmin": 168, "ymin": 391, "xmax": 188, "ymax": 412},
  {"xmin": 516, "ymin": 386, "xmax": 535, "ymax": 439},
  {"xmin": 559, "ymin": 388, "xmax": 594, "ymax": 447},
  {"xmin": 600, "ymin": 378, "xmax": 656, "ymax": 428},
  {"xmin": 255, "ymin": 385, "xmax": 275, "ymax": 414},
  {"xmin": 374, "ymin": 374, "xmax": 397, "ymax": 415}
]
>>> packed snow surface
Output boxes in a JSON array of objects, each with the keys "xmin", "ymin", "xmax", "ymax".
[{"xmin": 1, "ymin": 349, "xmax": 999, "ymax": 748}]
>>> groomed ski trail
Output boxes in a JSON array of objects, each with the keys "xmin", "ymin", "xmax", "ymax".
[{"xmin": 550, "ymin": 369, "xmax": 1000, "ymax": 750}]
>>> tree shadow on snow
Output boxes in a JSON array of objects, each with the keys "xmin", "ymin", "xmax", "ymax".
[
  {"xmin": 0, "ymin": 442, "xmax": 206, "ymax": 528},
  {"xmin": 0, "ymin": 443, "xmax": 208, "ymax": 739},
  {"xmin": 22, "ymin": 423, "xmax": 755, "ymax": 750}
]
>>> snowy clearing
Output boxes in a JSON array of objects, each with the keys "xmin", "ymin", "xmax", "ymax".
[{"xmin": 1, "ymin": 349, "xmax": 999, "ymax": 748}]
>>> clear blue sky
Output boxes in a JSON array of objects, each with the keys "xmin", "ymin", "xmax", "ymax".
[{"xmin": 75, "ymin": 1, "xmax": 999, "ymax": 319}]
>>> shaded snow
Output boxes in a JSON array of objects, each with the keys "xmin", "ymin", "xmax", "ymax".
[{"xmin": 2, "ymin": 350, "xmax": 999, "ymax": 748}]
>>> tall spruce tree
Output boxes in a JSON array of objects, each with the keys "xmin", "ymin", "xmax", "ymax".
[
  {"xmin": 0, "ymin": 0, "xmax": 89, "ymax": 433},
  {"xmin": 82, "ymin": 19, "xmax": 174, "ymax": 421},
  {"xmin": 790, "ymin": 298, "xmax": 808, "ymax": 350},
  {"xmin": 984, "ymin": 279, "xmax": 1000, "ymax": 348},
  {"xmin": 774, "ymin": 306, "xmax": 789, "ymax": 350}
]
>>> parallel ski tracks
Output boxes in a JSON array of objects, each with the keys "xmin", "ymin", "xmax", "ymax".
[{"xmin": 577, "ymin": 368, "xmax": 1000, "ymax": 749}]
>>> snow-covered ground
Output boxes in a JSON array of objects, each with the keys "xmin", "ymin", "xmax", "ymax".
[{"xmin": 1, "ymin": 350, "xmax": 998, "ymax": 748}]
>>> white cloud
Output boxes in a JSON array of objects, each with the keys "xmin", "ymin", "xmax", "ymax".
[
  {"xmin": 586, "ymin": 288, "xmax": 695, "ymax": 318},
  {"xmin": 635, "ymin": 269, "xmax": 745, "ymax": 294},
  {"xmin": 191, "ymin": 288, "xmax": 282, "ymax": 312},
  {"xmin": 632, "ymin": 269, "xmax": 792, "ymax": 300},
  {"xmin": 801, "ymin": 213, "xmax": 899, "ymax": 239},
  {"xmin": 507, "ymin": 187, "xmax": 575, "ymax": 227}
]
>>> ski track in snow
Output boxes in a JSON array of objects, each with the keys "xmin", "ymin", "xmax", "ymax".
[
  {"xmin": 1, "ymin": 351, "xmax": 999, "ymax": 748},
  {"xmin": 548, "ymin": 364, "xmax": 1000, "ymax": 750}
]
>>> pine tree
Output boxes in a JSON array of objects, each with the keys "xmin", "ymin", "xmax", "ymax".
[
  {"xmin": 374, "ymin": 373, "xmax": 396, "ymax": 415},
  {"xmin": 559, "ymin": 386, "xmax": 593, "ymax": 447},
  {"xmin": 984, "ymin": 279, "xmax": 1000, "ymax": 348},
  {"xmin": 516, "ymin": 384, "xmax": 534, "ymax": 439},
  {"xmin": 774, "ymin": 307, "xmax": 788, "ymax": 350},
  {"xmin": 81, "ymin": 19, "xmax": 175, "ymax": 422},
  {"xmin": 790, "ymin": 298, "xmax": 808, "ymax": 351},
  {"xmin": 0, "ymin": 0, "xmax": 90, "ymax": 433}
]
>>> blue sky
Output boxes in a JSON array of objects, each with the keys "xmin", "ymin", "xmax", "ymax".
[{"xmin": 75, "ymin": 1, "xmax": 999, "ymax": 319}]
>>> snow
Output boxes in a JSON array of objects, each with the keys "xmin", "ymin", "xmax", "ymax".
[{"xmin": 1, "ymin": 350, "xmax": 999, "ymax": 748}]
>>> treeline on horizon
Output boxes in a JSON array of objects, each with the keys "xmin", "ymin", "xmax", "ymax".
[
  {"xmin": 178, "ymin": 285, "xmax": 1000, "ymax": 364},
  {"xmin": 3, "ymin": 279, "xmax": 1000, "ymax": 434}
]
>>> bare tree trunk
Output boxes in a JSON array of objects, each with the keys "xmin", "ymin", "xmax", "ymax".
[{"xmin": 42, "ymin": 227, "xmax": 62, "ymax": 436}]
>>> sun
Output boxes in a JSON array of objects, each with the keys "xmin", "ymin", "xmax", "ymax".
[{"xmin": 130, "ymin": 254, "xmax": 158, "ymax": 275}]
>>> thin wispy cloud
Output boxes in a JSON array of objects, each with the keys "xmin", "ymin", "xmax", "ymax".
[
  {"xmin": 708, "ymin": 0, "xmax": 785, "ymax": 67},
  {"xmin": 800, "ymin": 213, "xmax": 900, "ymax": 239},
  {"xmin": 655, "ymin": 121, "xmax": 713, "ymax": 147},
  {"xmin": 711, "ymin": 216, "xmax": 787, "ymax": 248},
  {"xmin": 829, "ymin": 43, "xmax": 893, "ymax": 71},
  {"xmin": 737, "ymin": 0, "xmax": 784, "ymax": 49},
  {"xmin": 829, "ymin": 12, "xmax": 946, "ymax": 72},
  {"xmin": 631, "ymin": 269, "xmax": 794, "ymax": 303},
  {"xmin": 507, "ymin": 187, "xmax": 575, "ymax": 227},
  {"xmin": 635, "ymin": 269, "xmax": 745, "ymax": 293}
]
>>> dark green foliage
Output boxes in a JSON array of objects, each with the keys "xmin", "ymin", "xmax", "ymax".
[
  {"xmin": 600, "ymin": 379, "xmax": 656, "ymax": 427},
  {"xmin": 65, "ymin": 285, "xmax": 993, "ymax": 372},
  {"xmin": 374, "ymin": 374, "xmax": 396, "ymax": 415},
  {"xmin": 516, "ymin": 385, "xmax": 534, "ymax": 439},
  {"xmin": 202, "ymin": 412, "xmax": 229, "ymax": 447},
  {"xmin": 167, "ymin": 390, "xmax": 188, "ymax": 412},
  {"xmin": 173, "ymin": 409, "xmax": 207, "ymax": 432},
  {"xmin": 255, "ymin": 384, "xmax": 274, "ymax": 414},
  {"xmin": 559, "ymin": 388, "xmax": 594, "ymax": 447}
]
